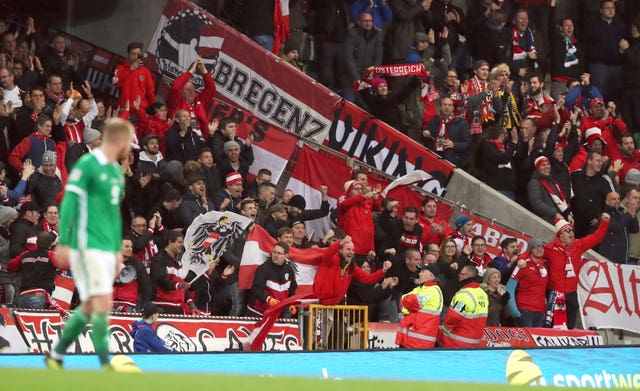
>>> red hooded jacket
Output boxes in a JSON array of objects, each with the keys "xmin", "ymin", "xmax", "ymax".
[
  {"xmin": 313, "ymin": 242, "xmax": 384, "ymax": 305},
  {"xmin": 337, "ymin": 194, "xmax": 375, "ymax": 255},
  {"xmin": 166, "ymin": 71, "xmax": 215, "ymax": 136},
  {"xmin": 544, "ymin": 219, "xmax": 609, "ymax": 293}
]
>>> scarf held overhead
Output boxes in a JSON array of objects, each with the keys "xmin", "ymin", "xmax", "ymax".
[{"xmin": 354, "ymin": 64, "xmax": 431, "ymax": 99}]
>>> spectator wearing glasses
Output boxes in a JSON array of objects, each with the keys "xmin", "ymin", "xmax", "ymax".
[
  {"xmin": 544, "ymin": 214, "xmax": 610, "ymax": 329},
  {"xmin": 247, "ymin": 242, "xmax": 297, "ymax": 318},
  {"xmin": 468, "ymin": 236, "xmax": 493, "ymax": 277}
]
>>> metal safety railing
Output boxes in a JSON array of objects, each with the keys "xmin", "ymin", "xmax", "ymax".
[{"xmin": 306, "ymin": 304, "xmax": 369, "ymax": 350}]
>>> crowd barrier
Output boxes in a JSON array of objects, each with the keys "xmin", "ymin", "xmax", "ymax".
[
  {"xmin": 0, "ymin": 308, "xmax": 604, "ymax": 354},
  {"xmin": 306, "ymin": 304, "xmax": 369, "ymax": 351}
]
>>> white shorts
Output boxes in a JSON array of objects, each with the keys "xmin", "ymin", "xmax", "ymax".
[{"xmin": 69, "ymin": 249, "xmax": 116, "ymax": 301}]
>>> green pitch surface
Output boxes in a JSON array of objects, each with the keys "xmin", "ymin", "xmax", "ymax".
[{"xmin": 1, "ymin": 368, "xmax": 562, "ymax": 391}]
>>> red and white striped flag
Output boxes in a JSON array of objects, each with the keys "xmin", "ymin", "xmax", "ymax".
[
  {"xmin": 272, "ymin": 0, "xmax": 290, "ymax": 54},
  {"xmin": 91, "ymin": 49, "xmax": 111, "ymax": 71},
  {"xmin": 238, "ymin": 225, "xmax": 325, "ymax": 295},
  {"xmin": 51, "ymin": 275, "xmax": 75, "ymax": 310}
]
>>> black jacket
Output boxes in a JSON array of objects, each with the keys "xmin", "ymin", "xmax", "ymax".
[
  {"xmin": 28, "ymin": 172, "xmax": 62, "ymax": 209},
  {"xmin": 361, "ymin": 77, "xmax": 420, "ymax": 130},
  {"xmin": 622, "ymin": 36, "xmax": 640, "ymax": 90},
  {"xmin": 598, "ymin": 205, "xmax": 639, "ymax": 263},
  {"xmin": 571, "ymin": 170, "xmax": 615, "ymax": 237},
  {"xmin": 481, "ymin": 139, "xmax": 518, "ymax": 192},
  {"xmin": 9, "ymin": 218, "xmax": 39, "ymax": 258},
  {"xmin": 11, "ymin": 248, "xmax": 56, "ymax": 293},
  {"xmin": 377, "ymin": 208, "xmax": 423, "ymax": 255},
  {"xmin": 424, "ymin": 115, "xmax": 472, "ymax": 167},
  {"xmin": 550, "ymin": 30, "xmax": 585, "ymax": 80},
  {"xmin": 164, "ymin": 124, "xmax": 204, "ymax": 163}
]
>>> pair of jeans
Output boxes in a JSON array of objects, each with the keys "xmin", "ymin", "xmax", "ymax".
[
  {"xmin": 251, "ymin": 35, "xmax": 274, "ymax": 52},
  {"xmin": 19, "ymin": 292, "xmax": 47, "ymax": 309},
  {"xmin": 516, "ymin": 309, "xmax": 545, "ymax": 328}
]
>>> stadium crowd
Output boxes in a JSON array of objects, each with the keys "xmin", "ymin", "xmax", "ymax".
[{"xmin": 0, "ymin": 0, "xmax": 638, "ymax": 340}]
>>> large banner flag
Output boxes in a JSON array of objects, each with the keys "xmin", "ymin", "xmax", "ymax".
[
  {"xmin": 239, "ymin": 225, "xmax": 325, "ymax": 295},
  {"xmin": 578, "ymin": 260, "xmax": 640, "ymax": 333},
  {"xmin": 459, "ymin": 212, "xmax": 531, "ymax": 258},
  {"xmin": 209, "ymin": 98, "xmax": 298, "ymax": 183},
  {"xmin": 181, "ymin": 211, "xmax": 251, "ymax": 279},
  {"xmin": 146, "ymin": 0, "xmax": 455, "ymax": 194}
]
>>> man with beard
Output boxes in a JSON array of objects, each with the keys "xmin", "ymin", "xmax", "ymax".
[
  {"xmin": 178, "ymin": 172, "xmax": 214, "ymax": 228},
  {"xmin": 213, "ymin": 172, "xmax": 243, "ymax": 213},
  {"xmin": 147, "ymin": 189, "xmax": 182, "ymax": 232},
  {"xmin": 580, "ymin": 97, "xmax": 627, "ymax": 158},
  {"xmin": 380, "ymin": 206, "xmax": 423, "ymax": 257},
  {"xmin": 608, "ymin": 135, "xmax": 640, "ymax": 186},
  {"xmin": 112, "ymin": 238, "xmax": 152, "ymax": 313},
  {"xmin": 423, "ymin": 97, "xmax": 471, "ymax": 167},
  {"xmin": 263, "ymin": 204, "xmax": 289, "ymax": 238},
  {"xmin": 255, "ymin": 182, "xmax": 277, "ymax": 226},
  {"xmin": 571, "ymin": 151, "xmax": 615, "ymax": 238},
  {"xmin": 343, "ymin": 12, "xmax": 383, "ymax": 103},
  {"xmin": 218, "ymin": 140, "xmax": 254, "ymax": 180},
  {"xmin": 545, "ymin": 214, "xmax": 609, "ymax": 329},
  {"xmin": 137, "ymin": 135, "xmax": 166, "ymax": 176},
  {"xmin": 419, "ymin": 197, "xmax": 451, "ymax": 247},
  {"xmin": 208, "ymin": 117, "xmax": 254, "ymax": 166},
  {"xmin": 28, "ymin": 151, "xmax": 62, "ymax": 209},
  {"xmin": 244, "ymin": 168, "xmax": 271, "ymax": 199},
  {"xmin": 286, "ymin": 186, "xmax": 331, "ymax": 224},
  {"xmin": 598, "ymin": 192, "xmax": 638, "ymax": 264},
  {"xmin": 197, "ymin": 148, "xmax": 222, "ymax": 200},
  {"xmin": 523, "ymin": 73, "xmax": 546, "ymax": 119},
  {"xmin": 488, "ymin": 238, "xmax": 520, "ymax": 285}
]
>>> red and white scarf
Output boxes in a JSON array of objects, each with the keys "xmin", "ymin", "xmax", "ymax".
[
  {"xmin": 354, "ymin": 64, "xmax": 431, "ymax": 98},
  {"xmin": 539, "ymin": 177, "xmax": 569, "ymax": 212}
]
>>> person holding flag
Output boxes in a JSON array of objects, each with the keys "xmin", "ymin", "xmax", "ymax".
[
  {"xmin": 247, "ymin": 242, "xmax": 297, "ymax": 318},
  {"xmin": 45, "ymin": 118, "xmax": 133, "ymax": 370}
]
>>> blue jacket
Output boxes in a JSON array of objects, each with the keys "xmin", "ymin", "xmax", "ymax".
[
  {"xmin": 130, "ymin": 320, "xmax": 173, "ymax": 353},
  {"xmin": 349, "ymin": 0, "xmax": 393, "ymax": 31},
  {"xmin": 1, "ymin": 179, "xmax": 27, "ymax": 206}
]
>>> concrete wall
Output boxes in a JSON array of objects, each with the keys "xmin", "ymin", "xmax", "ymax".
[
  {"xmin": 445, "ymin": 169, "xmax": 557, "ymax": 242},
  {"xmin": 53, "ymin": 0, "xmax": 165, "ymax": 57},
  {"xmin": 445, "ymin": 169, "xmax": 605, "ymax": 260}
]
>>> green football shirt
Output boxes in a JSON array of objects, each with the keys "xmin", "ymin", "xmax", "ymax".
[{"xmin": 59, "ymin": 149, "xmax": 125, "ymax": 253}]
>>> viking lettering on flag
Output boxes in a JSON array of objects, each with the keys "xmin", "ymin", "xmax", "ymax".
[
  {"xmin": 239, "ymin": 225, "xmax": 325, "ymax": 295},
  {"xmin": 181, "ymin": 211, "xmax": 251, "ymax": 279}
]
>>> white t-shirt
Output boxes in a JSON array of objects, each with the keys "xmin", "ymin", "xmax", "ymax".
[{"xmin": 3, "ymin": 86, "xmax": 22, "ymax": 108}]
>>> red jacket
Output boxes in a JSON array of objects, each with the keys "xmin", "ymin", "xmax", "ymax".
[
  {"xmin": 113, "ymin": 62, "xmax": 156, "ymax": 111},
  {"xmin": 419, "ymin": 215, "xmax": 452, "ymax": 246},
  {"xmin": 337, "ymin": 194, "xmax": 375, "ymax": 255},
  {"xmin": 544, "ymin": 219, "xmax": 609, "ymax": 293},
  {"xmin": 135, "ymin": 108, "xmax": 170, "ymax": 154},
  {"xmin": 313, "ymin": 242, "xmax": 384, "ymax": 305},
  {"xmin": 166, "ymin": 71, "xmax": 215, "ymax": 135},
  {"xmin": 581, "ymin": 115, "xmax": 627, "ymax": 153}
]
